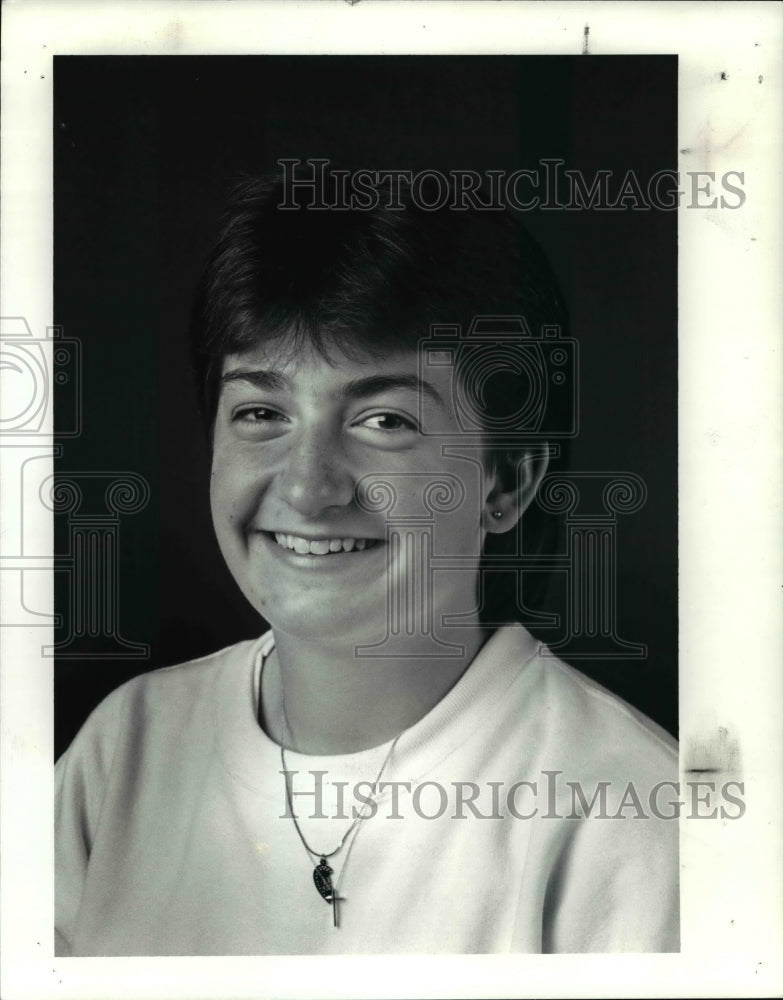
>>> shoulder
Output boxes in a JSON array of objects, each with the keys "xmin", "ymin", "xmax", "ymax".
[
  {"xmin": 539, "ymin": 649, "xmax": 677, "ymax": 759},
  {"xmin": 120, "ymin": 635, "xmax": 266, "ymax": 709},
  {"xmin": 57, "ymin": 635, "xmax": 269, "ymax": 771},
  {"xmin": 489, "ymin": 627, "xmax": 678, "ymax": 786},
  {"xmin": 493, "ymin": 633, "xmax": 680, "ymax": 951}
]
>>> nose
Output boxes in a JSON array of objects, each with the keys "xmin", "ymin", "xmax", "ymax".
[{"xmin": 274, "ymin": 424, "xmax": 356, "ymax": 517}]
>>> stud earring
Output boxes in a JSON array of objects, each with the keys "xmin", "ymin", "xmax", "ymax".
[{"xmin": 492, "ymin": 511, "xmax": 503, "ymax": 520}]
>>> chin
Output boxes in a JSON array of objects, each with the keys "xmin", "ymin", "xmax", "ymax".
[{"xmin": 254, "ymin": 597, "xmax": 386, "ymax": 645}]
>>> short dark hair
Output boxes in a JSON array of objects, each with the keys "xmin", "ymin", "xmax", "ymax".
[
  {"xmin": 189, "ymin": 170, "xmax": 569, "ymax": 431},
  {"xmin": 189, "ymin": 169, "xmax": 570, "ymax": 626}
]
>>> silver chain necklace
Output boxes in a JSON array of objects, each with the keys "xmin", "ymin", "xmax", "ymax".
[{"xmin": 279, "ymin": 703, "xmax": 400, "ymax": 928}]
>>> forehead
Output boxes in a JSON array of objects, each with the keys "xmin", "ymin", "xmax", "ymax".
[{"xmin": 219, "ymin": 339, "xmax": 456, "ymax": 397}]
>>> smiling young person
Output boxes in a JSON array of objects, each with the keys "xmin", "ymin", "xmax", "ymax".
[{"xmin": 55, "ymin": 172, "xmax": 679, "ymax": 955}]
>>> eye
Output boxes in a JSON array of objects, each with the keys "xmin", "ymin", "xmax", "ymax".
[
  {"xmin": 229, "ymin": 406, "xmax": 290, "ymax": 439},
  {"xmin": 356, "ymin": 412, "xmax": 419, "ymax": 433},
  {"xmin": 232, "ymin": 406, "xmax": 288, "ymax": 425}
]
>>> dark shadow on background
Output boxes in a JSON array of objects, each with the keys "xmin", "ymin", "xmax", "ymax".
[{"xmin": 54, "ymin": 55, "xmax": 677, "ymax": 757}]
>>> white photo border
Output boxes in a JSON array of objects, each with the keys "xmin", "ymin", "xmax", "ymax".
[{"xmin": 1, "ymin": 1, "xmax": 781, "ymax": 997}]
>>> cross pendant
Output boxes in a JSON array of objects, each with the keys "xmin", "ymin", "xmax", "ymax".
[{"xmin": 331, "ymin": 890, "xmax": 343, "ymax": 928}]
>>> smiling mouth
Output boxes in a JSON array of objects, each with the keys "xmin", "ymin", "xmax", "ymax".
[{"xmin": 270, "ymin": 532, "xmax": 382, "ymax": 556}]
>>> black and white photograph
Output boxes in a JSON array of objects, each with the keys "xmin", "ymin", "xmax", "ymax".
[
  {"xmin": 53, "ymin": 53, "xmax": 680, "ymax": 957},
  {"xmin": 1, "ymin": 2, "xmax": 781, "ymax": 997}
]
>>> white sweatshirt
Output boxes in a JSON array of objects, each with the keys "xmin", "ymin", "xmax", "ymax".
[{"xmin": 55, "ymin": 625, "xmax": 679, "ymax": 955}]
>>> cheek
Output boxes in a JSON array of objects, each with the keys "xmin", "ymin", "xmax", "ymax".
[
  {"xmin": 209, "ymin": 450, "xmax": 263, "ymax": 537},
  {"xmin": 431, "ymin": 511, "xmax": 484, "ymax": 559}
]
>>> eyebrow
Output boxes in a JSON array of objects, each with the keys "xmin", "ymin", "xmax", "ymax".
[
  {"xmin": 219, "ymin": 369, "xmax": 444, "ymax": 406},
  {"xmin": 220, "ymin": 368, "xmax": 289, "ymax": 392}
]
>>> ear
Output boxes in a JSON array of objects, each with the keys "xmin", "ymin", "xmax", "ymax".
[{"xmin": 482, "ymin": 445, "xmax": 550, "ymax": 532}]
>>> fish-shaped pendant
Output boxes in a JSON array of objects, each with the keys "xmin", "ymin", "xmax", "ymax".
[{"xmin": 313, "ymin": 858, "xmax": 334, "ymax": 903}]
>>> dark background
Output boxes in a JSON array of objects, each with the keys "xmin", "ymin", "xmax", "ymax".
[{"xmin": 54, "ymin": 56, "xmax": 678, "ymax": 757}]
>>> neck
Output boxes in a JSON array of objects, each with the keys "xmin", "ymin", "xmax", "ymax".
[{"xmin": 260, "ymin": 621, "xmax": 489, "ymax": 755}]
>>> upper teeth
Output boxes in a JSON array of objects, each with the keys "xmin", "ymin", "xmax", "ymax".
[{"xmin": 273, "ymin": 533, "xmax": 374, "ymax": 555}]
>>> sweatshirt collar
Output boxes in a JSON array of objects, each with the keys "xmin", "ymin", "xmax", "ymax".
[{"xmin": 214, "ymin": 625, "xmax": 542, "ymax": 796}]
